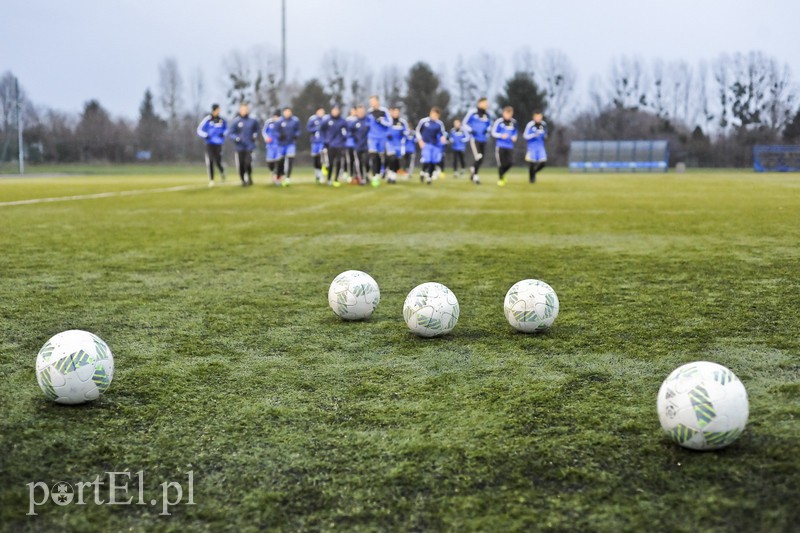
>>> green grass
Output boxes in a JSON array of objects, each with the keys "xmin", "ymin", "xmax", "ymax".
[{"xmin": 1, "ymin": 167, "xmax": 799, "ymax": 532}]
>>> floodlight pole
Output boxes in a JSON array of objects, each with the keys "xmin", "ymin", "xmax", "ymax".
[
  {"xmin": 281, "ymin": 0, "xmax": 287, "ymax": 104},
  {"xmin": 16, "ymin": 77, "xmax": 23, "ymax": 175}
]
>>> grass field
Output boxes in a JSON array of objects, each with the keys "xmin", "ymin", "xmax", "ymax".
[{"xmin": 1, "ymin": 166, "xmax": 798, "ymax": 532}]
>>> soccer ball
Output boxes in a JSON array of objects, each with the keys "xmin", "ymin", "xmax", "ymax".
[
  {"xmin": 328, "ymin": 270, "xmax": 380, "ymax": 320},
  {"xmin": 657, "ymin": 361, "xmax": 748, "ymax": 450},
  {"xmin": 35, "ymin": 330, "xmax": 115, "ymax": 405},
  {"xmin": 403, "ymin": 282, "xmax": 459, "ymax": 337},
  {"xmin": 503, "ymin": 279, "xmax": 559, "ymax": 333}
]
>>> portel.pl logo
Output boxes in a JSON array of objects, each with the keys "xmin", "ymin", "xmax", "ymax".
[{"xmin": 27, "ymin": 470, "xmax": 194, "ymax": 516}]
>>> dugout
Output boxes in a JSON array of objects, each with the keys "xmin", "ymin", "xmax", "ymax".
[
  {"xmin": 753, "ymin": 145, "xmax": 800, "ymax": 172},
  {"xmin": 568, "ymin": 140, "xmax": 669, "ymax": 173}
]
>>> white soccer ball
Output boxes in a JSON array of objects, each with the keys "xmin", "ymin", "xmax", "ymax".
[
  {"xmin": 503, "ymin": 279, "xmax": 559, "ymax": 333},
  {"xmin": 35, "ymin": 330, "xmax": 115, "ymax": 405},
  {"xmin": 403, "ymin": 282, "xmax": 459, "ymax": 337},
  {"xmin": 328, "ymin": 270, "xmax": 380, "ymax": 320},
  {"xmin": 657, "ymin": 361, "xmax": 748, "ymax": 451}
]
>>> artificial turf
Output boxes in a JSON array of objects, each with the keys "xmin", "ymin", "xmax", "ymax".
[{"xmin": 0, "ymin": 167, "xmax": 798, "ymax": 532}]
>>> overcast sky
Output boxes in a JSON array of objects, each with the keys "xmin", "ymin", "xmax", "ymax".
[{"xmin": 1, "ymin": 0, "xmax": 798, "ymax": 118}]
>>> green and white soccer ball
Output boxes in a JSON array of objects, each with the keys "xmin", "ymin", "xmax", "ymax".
[
  {"xmin": 35, "ymin": 330, "xmax": 115, "ymax": 405},
  {"xmin": 503, "ymin": 279, "xmax": 559, "ymax": 333},
  {"xmin": 657, "ymin": 361, "xmax": 748, "ymax": 450},
  {"xmin": 403, "ymin": 282, "xmax": 459, "ymax": 337},
  {"xmin": 328, "ymin": 270, "xmax": 381, "ymax": 320}
]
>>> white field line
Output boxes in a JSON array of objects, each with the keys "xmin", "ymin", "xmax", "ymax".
[{"xmin": 0, "ymin": 183, "xmax": 207, "ymax": 208}]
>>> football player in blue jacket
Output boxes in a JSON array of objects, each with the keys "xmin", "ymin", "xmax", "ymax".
[
  {"xmin": 523, "ymin": 111, "xmax": 548, "ymax": 184},
  {"xmin": 196, "ymin": 103, "xmax": 227, "ymax": 187},
  {"xmin": 227, "ymin": 103, "xmax": 260, "ymax": 186},
  {"xmin": 402, "ymin": 125, "xmax": 417, "ymax": 179},
  {"xmin": 275, "ymin": 107, "xmax": 301, "ymax": 186},
  {"xmin": 463, "ymin": 97, "xmax": 492, "ymax": 184},
  {"xmin": 348, "ymin": 105, "xmax": 370, "ymax": 185},
  {"xmin": 416, "ymin": 107, "xmax": 448, "ymax": 185},
  {"xmin": 491, "ymin": 106, "xmax": 518, "ymax": 187},
  {"xmin": 367, "ymin": 95, "xmax": 392, "ymax": 186},
  {"xmin": 344, "ymin": 106, "xmax": 358, "ymax": 182},
  {"xmin": 386, "ymin": 106, "xmax": 410, "ymax": 184},
  {"xmin": 306, "ymin": 107, "xmax": 326, "ymax": 183},
  {"xmin": 262, "ymin": 108, "xmax": 282, "ymax": 185},
  {"xmin": 320, "ymin": 105, "xmax": 349, "ymax": 187},
  {"xmin": 448, "ymin": 118, "xmax": 470, "ymax": 178}
]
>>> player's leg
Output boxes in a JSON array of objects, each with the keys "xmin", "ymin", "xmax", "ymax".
[
  {"xmin": 357, "ymin": 150, "xmax": 368, "ymax": 185},
  {"xmin": 331, "ymin": 147, "xmax": 343, "ymax": 185},
  {"xmin": 213, "ymin": 145, "xmax": 225, "ymax": 181},
  {"xmin": 235, "ymin": 151, "xmax": 246, "ymax": 185},
  {"xmin": 284, "ymin": 144, "xmax": 296, "ymax": 184},
  {"xmin": 498, "ymin": 148, "xmax": 512, "ymax": 185},
  {"xmin": 472, "ymin": 141, "xmax": 485, "ymax": 184},
  {"xmin": 313, "ymin": 152, "xmax": 322, "ymax": 182},
  {"xmin": 245, "ymin": 150, "xmax": 253, "ymax": 185},
  {"xmin": 205, "ymin": 144, "xmax": 215, "ymax": 184}
]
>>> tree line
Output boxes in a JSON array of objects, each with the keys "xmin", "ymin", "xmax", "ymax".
[{"xmin": 1, "ymin": 48, "xmax": 799, "ymax": 168}]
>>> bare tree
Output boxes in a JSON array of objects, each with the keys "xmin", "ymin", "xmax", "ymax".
[
  {"xmin": 223, "ymin": 49, "xmax": 253, "ymax": 113},
  {"xmin": 348, "ymin": 55, "xmax": 373, "ymax": 108},
  {"xmin": 158, "ymin": 57, "xmax": 184, "ymax": 124},
  {"xmin": 512, "ymin": 47, "xmax": 536, "ymax": 78},
  {"xmin": 468, "ymin": 52, "xmax": 504, "ymax": 103},
  {"xmin": 188, "ymin": 67, "xmax": 205, "ymax": 119},
  {"xmin": 763, "ymin": 56, "xmax": 795, "ymax": 132},
  {"xmin": 377, "ymin": 65, "xmax": 404, "ymax": 108},
  {"xmin": 711, "ymin": 51, "xmax": 795, "ymax": 132},
  {"xmin": 251, "ymin": 44, "xmax": 282, "ymax": 117},
  {"xmin": 320, "ymin": 49, "xmax": 373, "ymax": 108},
  {"xmin": 696, "ymin": 61, "xmax": 715, "ymax": 130},
  {"xmin": 451, "ymin": 56, "xmax": 477, "ymax": 116},
  {"xmin": 608, "ymin": 56, "xmax": 649, "ymax": 110},
  {"xmin": 537, "ymin": 49, "xmax": 577, "ymax": 121}
]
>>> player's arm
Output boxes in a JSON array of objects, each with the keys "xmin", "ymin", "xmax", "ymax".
[
  {"xmin": 490, "ymin": 118, "xmax": 503, "ymax": 139},
  {"xmin": 415, "ymin": 119, "xmax": 425, "ymax": 148},
  {"xmin": 292, "ymin": 118, "xmax": 301, "ymax": 141},
  {"xmin": 379, "ymin": 107, "xmax": 393, "ymax": 127},
  {"xmin": 523, "ymin": 121, "xmax": 536, "ymax": 140},
  {"xmin": 306, "ymin": 116, "xmax": 317, "ymax": 134},
  {"xmin": 462, "ymin": 110, "xmax": 474, "ymax": 133},
  {"xmin": 511, "ymin": 121, "xmax": 518, "ymax": 143},
  {"xmin": 262, "ymin": 120, "xmax": 271, "ymax": 143},
  {"xmin": 196, "ymin": 116, "xmax": 210, "ymax": 138},
  {"xmin": 252, "ymin": 120, "xmax": 260, "ymax": 142}
]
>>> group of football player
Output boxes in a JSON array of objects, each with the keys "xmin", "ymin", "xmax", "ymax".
[{"xmin": 196, "ymin": 97, "xmax": 548, "ymax": 188}]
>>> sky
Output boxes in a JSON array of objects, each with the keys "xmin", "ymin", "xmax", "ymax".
[{"xmin": 1, "ymin": 0, "xmax": 798, "ymax": 119}]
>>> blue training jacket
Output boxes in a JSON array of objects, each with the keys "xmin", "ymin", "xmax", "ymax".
[
  {"xmin": 321, "ymin": 114, "xmax": 348, "ymax": 149},
  {"xmin": 404, "ymin": 128, "xmax": 417, "ymax": 153},
  {"xmin": 449, "ymin": 128, "xmax": 470, "ymax": 151},
  {"xmin": 228, "ymin": 114, "xmax": 260, "ymax": 151},
  {"xmin": 416, "ymin": 117, "xmax": 447, "ymax": 147},
  {"xmin": 366, "ymin": 106, "xmax": 391, "ymax": 139},
  {"xmin": 262, "ymin": 117, "xmax": 279, "ymax": 143},
  {"xmin": 387, "ymin": 117, "xmax": 410, "ymax": 147},
  {"xmin": 491, "ymin": 117, "xmax": 518, "ymax": 150},
  {"xmin": 275, "ymin": 115, "xmax": 301, "ymax": 146},
  {"xmin": 463, "ymin": 108, "xmax": 493, "ymax": 143},
  {"xmin": 197, "ymin": 115, "xmax": 227, "ymax": 145},
  {"xmin": 348, "ymin": 117, "xmax": 370, "ymax": 152},
  {"xmin": 523, "ymin": 120, "xmax": 547, "ymax": 148},
  {"xmin": 345, "ymin": 115, "xmax": 358, "ymax": 148},
  {"xmin": 307, "ymin": 114, "xmax": 325, "ymax": 146}
]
